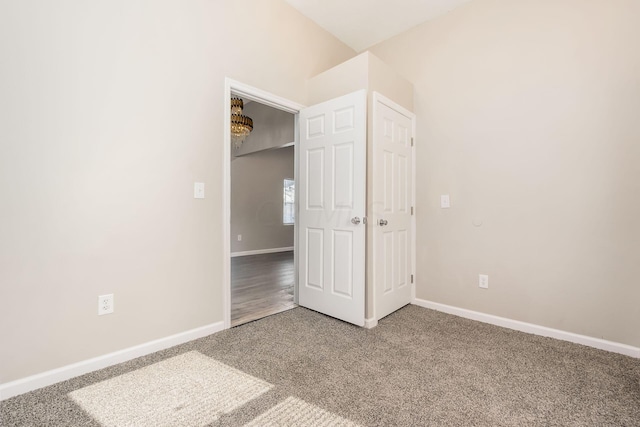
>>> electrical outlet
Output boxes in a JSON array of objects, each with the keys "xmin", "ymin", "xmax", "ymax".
[
  {"xmin": 237, "ymin": 234, "xmax": 242, "ymax": 241},
  {"xmin": 440, "ymin": 194, "xmax": 450, "ymax": 208},
  {"xmin": 479, "ymin": 274, "xmax": 489, "ymax": 289},
  {"xmin": 98, "ymin": 294, "xmax": 114, "ymax": 315}
]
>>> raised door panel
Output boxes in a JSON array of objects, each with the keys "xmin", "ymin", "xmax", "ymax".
[
  {"xmin": 374, "ymin": 96, "xmax": 413, "ymax": 320},
  {"xmin": 298, "ymin": 90, "xmax": 366, "ymax": 327}
]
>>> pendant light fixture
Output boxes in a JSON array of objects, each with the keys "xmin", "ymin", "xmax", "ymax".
[{"xmin": 230, "ymin": 97, "xmax": 253, "ymax": 149}]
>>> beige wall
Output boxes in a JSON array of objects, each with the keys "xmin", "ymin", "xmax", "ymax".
[
  {"xmin": 371, "ymin": 0, "xmax": 640, "ymax": 347},
  {"xmin": 307, "ymin": 52, "xmax": 413, "ymax": 111},
  {"xmin": 0, "ymin": 0, "xmax": 354, "ymax": 383},
  {"xmin": 307, "ymin": 53, "xmax": 369, "ymax": 105},
  {"xmin": 231, "ymin": 147, "xmax": 294, "ymax": 253}
]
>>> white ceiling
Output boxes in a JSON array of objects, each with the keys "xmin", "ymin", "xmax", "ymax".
[{"xmin": 285, "ymin": 0, "xmax": 472, "ymax": 52}]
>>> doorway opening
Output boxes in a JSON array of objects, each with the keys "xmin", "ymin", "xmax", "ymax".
[
  {"xmin": 224, "ymin": 83, "xmax": 405, "ymax": 329},
  {"xmin": 230, "ymin": 129, "xmax": 295, "ymax": 326},
  {"xmin": 223, "ymin": 79, "xmax": 304, "ymax": 329}
]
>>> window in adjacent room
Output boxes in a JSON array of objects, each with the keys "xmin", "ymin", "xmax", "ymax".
[{"xmin": 283, "ymin": 178, "xmax": 295, "ymax": 225}]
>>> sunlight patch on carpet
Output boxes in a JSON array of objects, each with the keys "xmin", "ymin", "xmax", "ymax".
[
  {"xmin": 244, "ymin": 396, "xmax": 360, "ymax": 427},
  {"xmin": 69, "ymin": 351, "xmax": 272, "ymax": 427}
]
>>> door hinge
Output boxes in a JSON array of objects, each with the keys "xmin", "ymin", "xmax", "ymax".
[
  {"xmin": 411, "ymin": 137, "xmax": 414, "ymax": 147},
  {"xmin": 411, "ymin": 206, "xmax": 414, "ymax": 215},
  {"xmin": 411, "ymin": 274, "xmax": 414, "ymax": 284}
]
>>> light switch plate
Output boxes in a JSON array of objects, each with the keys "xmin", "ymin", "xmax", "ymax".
[
  {"xmin": 194, "ymin": 182, "xmax": 205, "ymax": 199},
  {"xmin": 440, "ymin": 194, "xmax": 450, "ymax": 208}
]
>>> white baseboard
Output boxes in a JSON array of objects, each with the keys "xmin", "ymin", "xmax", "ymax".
[
  {"xmin": 412, "ymin": 298, "xmax": 640, "ymax": 359},
  {"xmin": 0, "ymin": 321, "xmax": 225, "ymax": 401},
  {"xmin": 231, "ymin": 246, "xmax": 294, "ymax": 258},
  {"xmin": 364, "ymin": 317, "xmax": 378, "ymax": 329}
]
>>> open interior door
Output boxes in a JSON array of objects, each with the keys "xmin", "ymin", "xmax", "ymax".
[{"xmin": 298, "ymin": 90, "xmax": 366, "ymax": 326}]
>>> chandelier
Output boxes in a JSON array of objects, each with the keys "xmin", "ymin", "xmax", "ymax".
[{"xmin": 230, "ymin": 97, "xmax": 253, "ymax": 149}]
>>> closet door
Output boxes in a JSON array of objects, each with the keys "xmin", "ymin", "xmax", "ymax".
[
  {"xmin": 373, "ymin": 94, "xmax": 414, "ymax": 320},
  {"xmin": 298, "ymin": 90, "xmax": 366, "ymax": 326}
]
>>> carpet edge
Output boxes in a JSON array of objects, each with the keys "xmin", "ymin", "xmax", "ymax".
[
  {"xmin": 412, "ymin": 298, "xmax": 640, "ymax": 358},
  {"xmin": 0, "ymin": 321, "xmax": 225, "ymax": 401}
]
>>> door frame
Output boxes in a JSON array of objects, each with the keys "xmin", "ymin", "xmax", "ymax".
[
  {"xmin": 370, "ymin": 92, "xmax": 417, "ymax": 323},
  {"xmin": 223, "ymin": 78, "xmax": 305, "ymax": 329}
]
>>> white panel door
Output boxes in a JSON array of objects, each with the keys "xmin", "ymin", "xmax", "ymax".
[
  {"xmin": 298, "ymin": 90, "xmax": 366, "ymax": 326},
  {"xmin": 373, "ymin": 95, "xmax": 414, "ymax": 320}
]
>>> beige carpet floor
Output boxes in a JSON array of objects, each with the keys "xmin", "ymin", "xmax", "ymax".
[{"xmin": 2, "ymin": 305, "xmax": 639, "ymax": 426}]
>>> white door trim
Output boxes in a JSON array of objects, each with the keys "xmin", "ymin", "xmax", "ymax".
[
  {"xmin": 371, "ymin": 92, "xmax": 417, "ymax": 322},
  {"xmin": 223, "ymin": 78, "xmax": 305, "ymax": 329}
]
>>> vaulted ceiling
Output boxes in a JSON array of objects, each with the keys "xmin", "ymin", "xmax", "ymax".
[{"xmin": 284, "ymin": 0, "xmax": 472, "ymax": 52}]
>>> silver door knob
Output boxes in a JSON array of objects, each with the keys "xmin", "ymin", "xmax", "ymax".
[
  {"xmin": 379, "ymin": 219, "xmax": 388, "ymax": 226},
  {"xmin": 351, "ymin": 217, "xmax": 361, "ymax": 225}
]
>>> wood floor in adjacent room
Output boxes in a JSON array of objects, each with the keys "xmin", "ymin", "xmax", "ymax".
[{"xmin": 231, "ymin": 251, "xmax": 296, "ymax": 327}]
